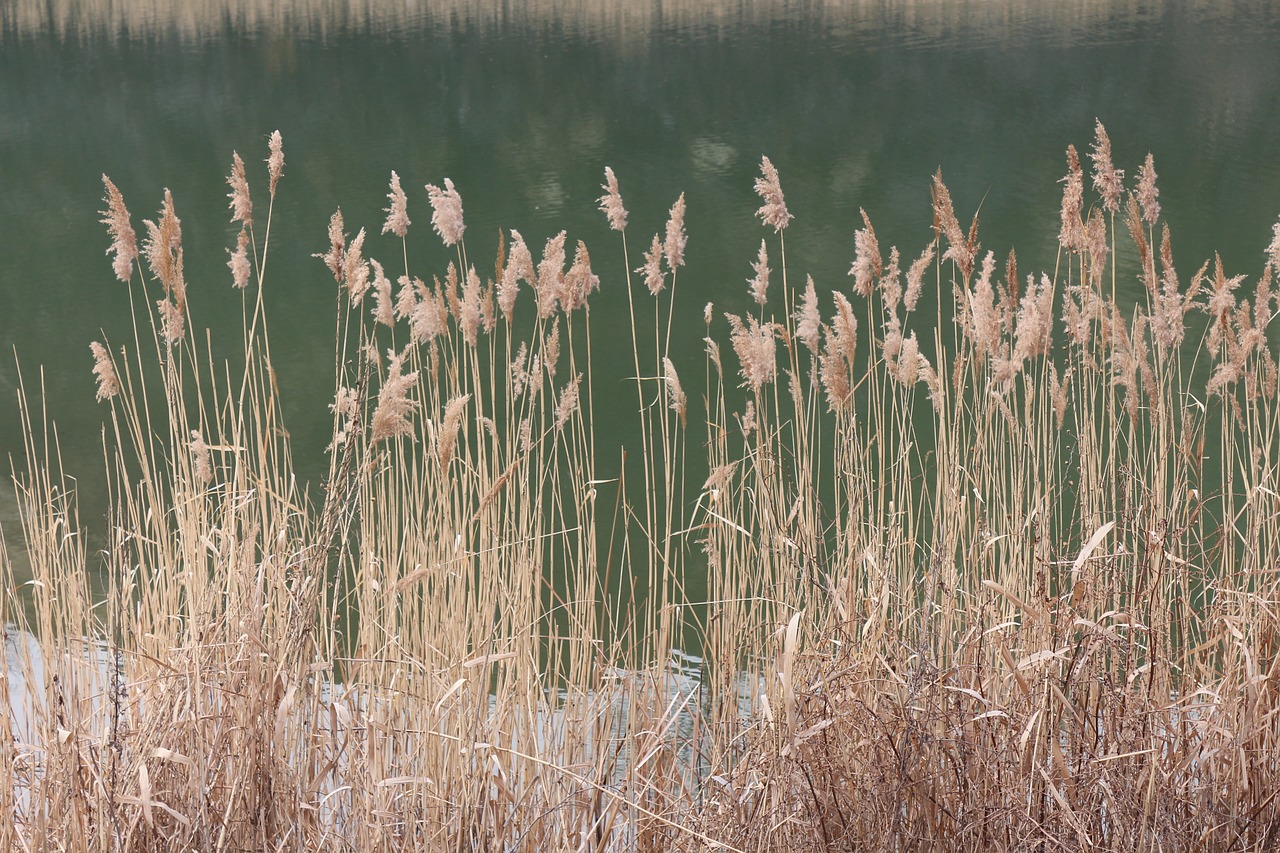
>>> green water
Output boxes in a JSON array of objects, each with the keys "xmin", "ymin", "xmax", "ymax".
[{"xmin": 2, "ymin": 1, "xmax": 1280, "ymax": 590}]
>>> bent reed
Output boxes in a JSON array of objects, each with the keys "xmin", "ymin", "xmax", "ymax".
[{"xmin": 4, "ymin": 123, "xmax": 1280, "ymax": 850}]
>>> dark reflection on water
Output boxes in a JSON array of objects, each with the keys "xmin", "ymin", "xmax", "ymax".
[{"xmin": 1, "ymin": 1, "xmax": 1279, "ymax": 592}]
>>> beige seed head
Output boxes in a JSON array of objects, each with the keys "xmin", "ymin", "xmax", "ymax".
[
  {"xmin": 664, "ymin": 193, "xmax": 687, "ymax": 270},
  {"xmin": 371, "ymin": 347, "xmax": 419, "ymax": 443},
  {"xmin": 190, "ymin": 430, "xmax": 213, "ymax": 485},
  {"xmin": 663, "ymin": 357, "xmax": 688, "ymax": 427},
  {"xmin": 90, "ymin": 341, "xmax": 119, "ymax": 402},
  {"xmin": 636, "ymin": 233, "xmax": 666, "ymax": 296},
  {"xmin": 226, "ymin": 151, "xmax": 252, "ymax": 228},
  {"xmin": 748, "ymin": 240, "xmax": 770, "ymax": 305},
  {"xmin": 426, "ymin": 177, "xmax": 465, "ymax": 246},
  {"xmin": 754, "ymin": 155, "xmax": 793, "ymax": 232},
  {"xmin": 383, "ymin": 171, "xmax": 411, "ymax": 238},
  {"xmin": 1137, "ymin": 153, "xmax": 1161, "ymax": 226},
  {"xmin": 266, "ymin": 130, "xmax": 284, "ymax": 196},
  {"xmin": 598, "ymin": 166, "xmax": 628, "ymax": 232},
  {"xmin": 1089, "ymin": 120, "xmax": 1124, "ymax": 215},
  {"xmin": 100, "ymin": 175, "xmax": 137, "ymax": 283},
  {"xmin": 795, "ymin": 276, "xmax": 821, "ymax": 354},
  {"xmin": 316, "ymin": 209, "xmax": 345, "ymax": 284},
  {"xmin": 1058, "ymin": 145, "xmax": 1086, "ymax": 253},
  {"xmin": 228, "ymin": 227, "xmax": 251, "ymax": 289}
]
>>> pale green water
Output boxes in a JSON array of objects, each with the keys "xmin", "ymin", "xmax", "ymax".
[{"xmin": 2, "ymin": 1, "xmax": 1280, "ymax": 590}]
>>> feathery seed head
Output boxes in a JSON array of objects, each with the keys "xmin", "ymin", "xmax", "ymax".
[
  {"xmin": 664, "ymin": 193, "xmax": 687, "ymax": 269},
  {"xmin": 562, "ymin": 240, "xmax": 599, "ymax": 313},
  {"xmin": 637, "ymin": 233, "xmax": 666, "ymax": 296},
  {"xmin": 904, "ymin": 240, "xmax": 935, "ymax": 311},
  {"xmin": 795, "ymin": 276, "xmax": 821, "ymax": 354},
  {"xmin": 931, "ymin": 172, "xmax": 974, "ymax": 279},
  {"xmin": 228, "ymin": 227, "xmax": 252, "ymax": 289},
  {"xmin": 1267, "ymin": 217, "xmax": 1280, "ymax": 274},
  {"xmin": 1085, "ymin": 208, "xmax": 1108, "ymax": 287},
  {"xmin": 500, "ymin": 230, "xmax": 535, "ymax": 322},
  {"xmin": 748, "ymin": 239, "xmax": 770, "ymax": 305},
  {"xmin": 383, "ymin": 171, "xmax": 411, "ymax": 238},
  {"xmin": 460, "ymin": 266, "xmax": 483, "ymax": 345},
  {"xmin": 266, "ymin": 130, "xmax": 284, "ymax": 196},
  {"xmin": 543, "ymin": 320, "xmax": 561, "ymax": 382},
  {"xmin": 100, "ymin": 176, "xmax": 137, "ymax": 283},
  {"xmin": 1137, "ymin": 153, "xmax": 1161, "ymax": 226},
  {"xmin": 437, "ymin": 394, "xmax": 471, "ymax": 471},
  {"xmin": 663, "ymin": 357, "xmax": 688, "ymax": 426},
  {"xmin": 342, "ymin": 227, "xmax": 370, "ymax": 302},
  {"xmin": 726, "ymin": 313, "xmax": 777, "ymax": 391},
  {"xmin": 849, "ymin": 209, "xmax": 883, "ymax": 297},
  {"xmin": 754, "ymin": 155, "xmax": 793, "ymax": 232},
  {"xmin": 143, "ymin": 189, "xmax": 185, "ymax": 306},
  {"xmin": 537, "ymin": 231, "xmax": 568, "ymax": 318},
  {"xmin": 90, "ymin": 341, "xmax": 119, "ymax": 402},
  {"xmin": 1059, "ymin": 145, "xmax": 1086, "ymax": 252},
  {"xmin": 554, "ymin": 374, "xmax": 583, "ymax": 430},
  {"xmin": 598, "ymin": 166, "xmax": 628, "ymax": 232},
  {"xmin": 880, "ymin": 246, "xmax": 902, "ymax": 309},
  {"xmin": 156, "ymin": 297, "xmax": 184, "ymax": 349},
  {"xmin": 371, "ymin": 347, "xmax": 419, "ymax": 443},
  {"xmin": 425, "ymin": 177, "xmax": 465, "ymax": 246},
  {"xmin": 317, "ymin": 209, "xmax": 345, "ymax": 283},
  {"xmin": 227, "ymin": 152, "xmax": 252, "ymax": 227},
  {"xmin": 1089, "ymin": 120, "xmax": 1125, "ymax": 214},
  {"xmin": 190, "ymin": 431, "xmax": 213, "ymax": 485},
  {"xmin": 370, "ymin": 260, "xmax": 395, "ymax": 327}
]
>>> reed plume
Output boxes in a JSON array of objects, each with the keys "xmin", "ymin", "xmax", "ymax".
[
  {"xmin": 317, "ymin": 209, "xmax": 345, "ymax": 283},
  {"xmin": 1137, "ymin": 152, "xmax": 1161, "ymax": 226},
  {"xmin": 228, "ymin": 227, "xmax": 251, "ymax": 289},
  {"xmin": 794, "ymin": 275, "xmax": 821, "ymax": 354},
  {"xmin": 850, "ymin": 208, "xmax": 883, "ymax": 297},
  {"xmin": 747, "ymin": 239, "xmax": 770, "ymax": 305},
  {"xmin": 382, "ymin": 171, "xmax": 410, "ymax": 238},
  {"xmin": 500, "ymin": 229, "xmax": 535, "ymax": 321},
  {"xmin": 1268, "ymin": 216, "xmax": 1280, "ymax": 273},
  {"xmin": 554, "ymin": 373, "xmax": 582, "ymax": 429},
  {"xmin": 598, "ymin": 166, "xmax": 628, "ymax": 232},
  {"xmin": 1058, "ymin": 144, "xmax": 1086, "ymax": 252},
  {"xmin": 753, "ymin": 155, "xmax": 792, "ymax": 232},
  {"xmin": 189, "ymin": 430, "xmax": 213, "ymax": 485},
  {"xmin": 726, "ymin": 313, "xmax": 776, "ymax": 391},
  {"xmin": 371, "ymin": 346, "xmax": 418, "ymax": 441},
  {"xmin": 663, "ymin": 356, "xmax": 688, "ymax": 426},
  {"xmin": 266, "ymin": 129, "xmax": 284, "ymax": 196},
  {"xmin": 436, "ymin": 393, "xmax": 471, "ymax": 470},
  {"xmin": 89, "ymin": 340, "xmax": 119, "ymax": 401},
  {"xmin": 370, "ymin": 259, "xmax": 395, "ymax": 327},
  {"xmin": 425, "ymin": 177, "xmax": 465, "ymax": 246},
  {"xmin": 226, "ymin": 151, "xmax": 252, "ymax": 227},
  {"xmin": 1089, "ymin": 119, "xmax": 1124, "ymax": 214},
  {"xmin": 637, "ymin": 233, "xmax": 666, "ymax": 295},
  {"xmin": 664, "ymin": 193, "xmax": 687, "ymax": 269},
  {"xmin": 536, "ymin": 231, "xmax": 567, "ymax": 318},
  {"xmin": 931, "ymin": 170, "xmax": 975, "ymax": 279},
  {"xmin": 904, "ymin": 239, "xmax": 935, "ymax": 311},
  {"xmin": 100, "ymin": 175, "xmax": 136, "ymax": 283}
]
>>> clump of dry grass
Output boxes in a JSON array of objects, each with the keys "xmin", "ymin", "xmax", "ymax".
[{"xmin": 4, "ymin": 123, "xmax": 1280, "ymax": 851}]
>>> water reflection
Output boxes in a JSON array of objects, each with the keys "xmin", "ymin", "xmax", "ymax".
[{"xmin": 5, "ymin": 0, "xmax": 1275, "ymax": 47}]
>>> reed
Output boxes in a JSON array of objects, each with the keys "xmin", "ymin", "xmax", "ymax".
[{"xmin": 3, "ymin": 123, "xmax": 1280, "ymax": 850}]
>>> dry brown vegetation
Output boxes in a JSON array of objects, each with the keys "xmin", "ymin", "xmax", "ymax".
[{"xmin": 4, "ymin": 122, "xmax": 1280, "ymax": 850}]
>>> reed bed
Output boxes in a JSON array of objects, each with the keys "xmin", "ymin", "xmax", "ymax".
[{"xmin": 3, "ymin": 123, "xmax": 1280, "ymax": 850}]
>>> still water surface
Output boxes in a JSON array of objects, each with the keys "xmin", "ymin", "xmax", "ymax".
[{"xmin": 2, "ymin": 1, "xmax": 1279, "ymax": 585}]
